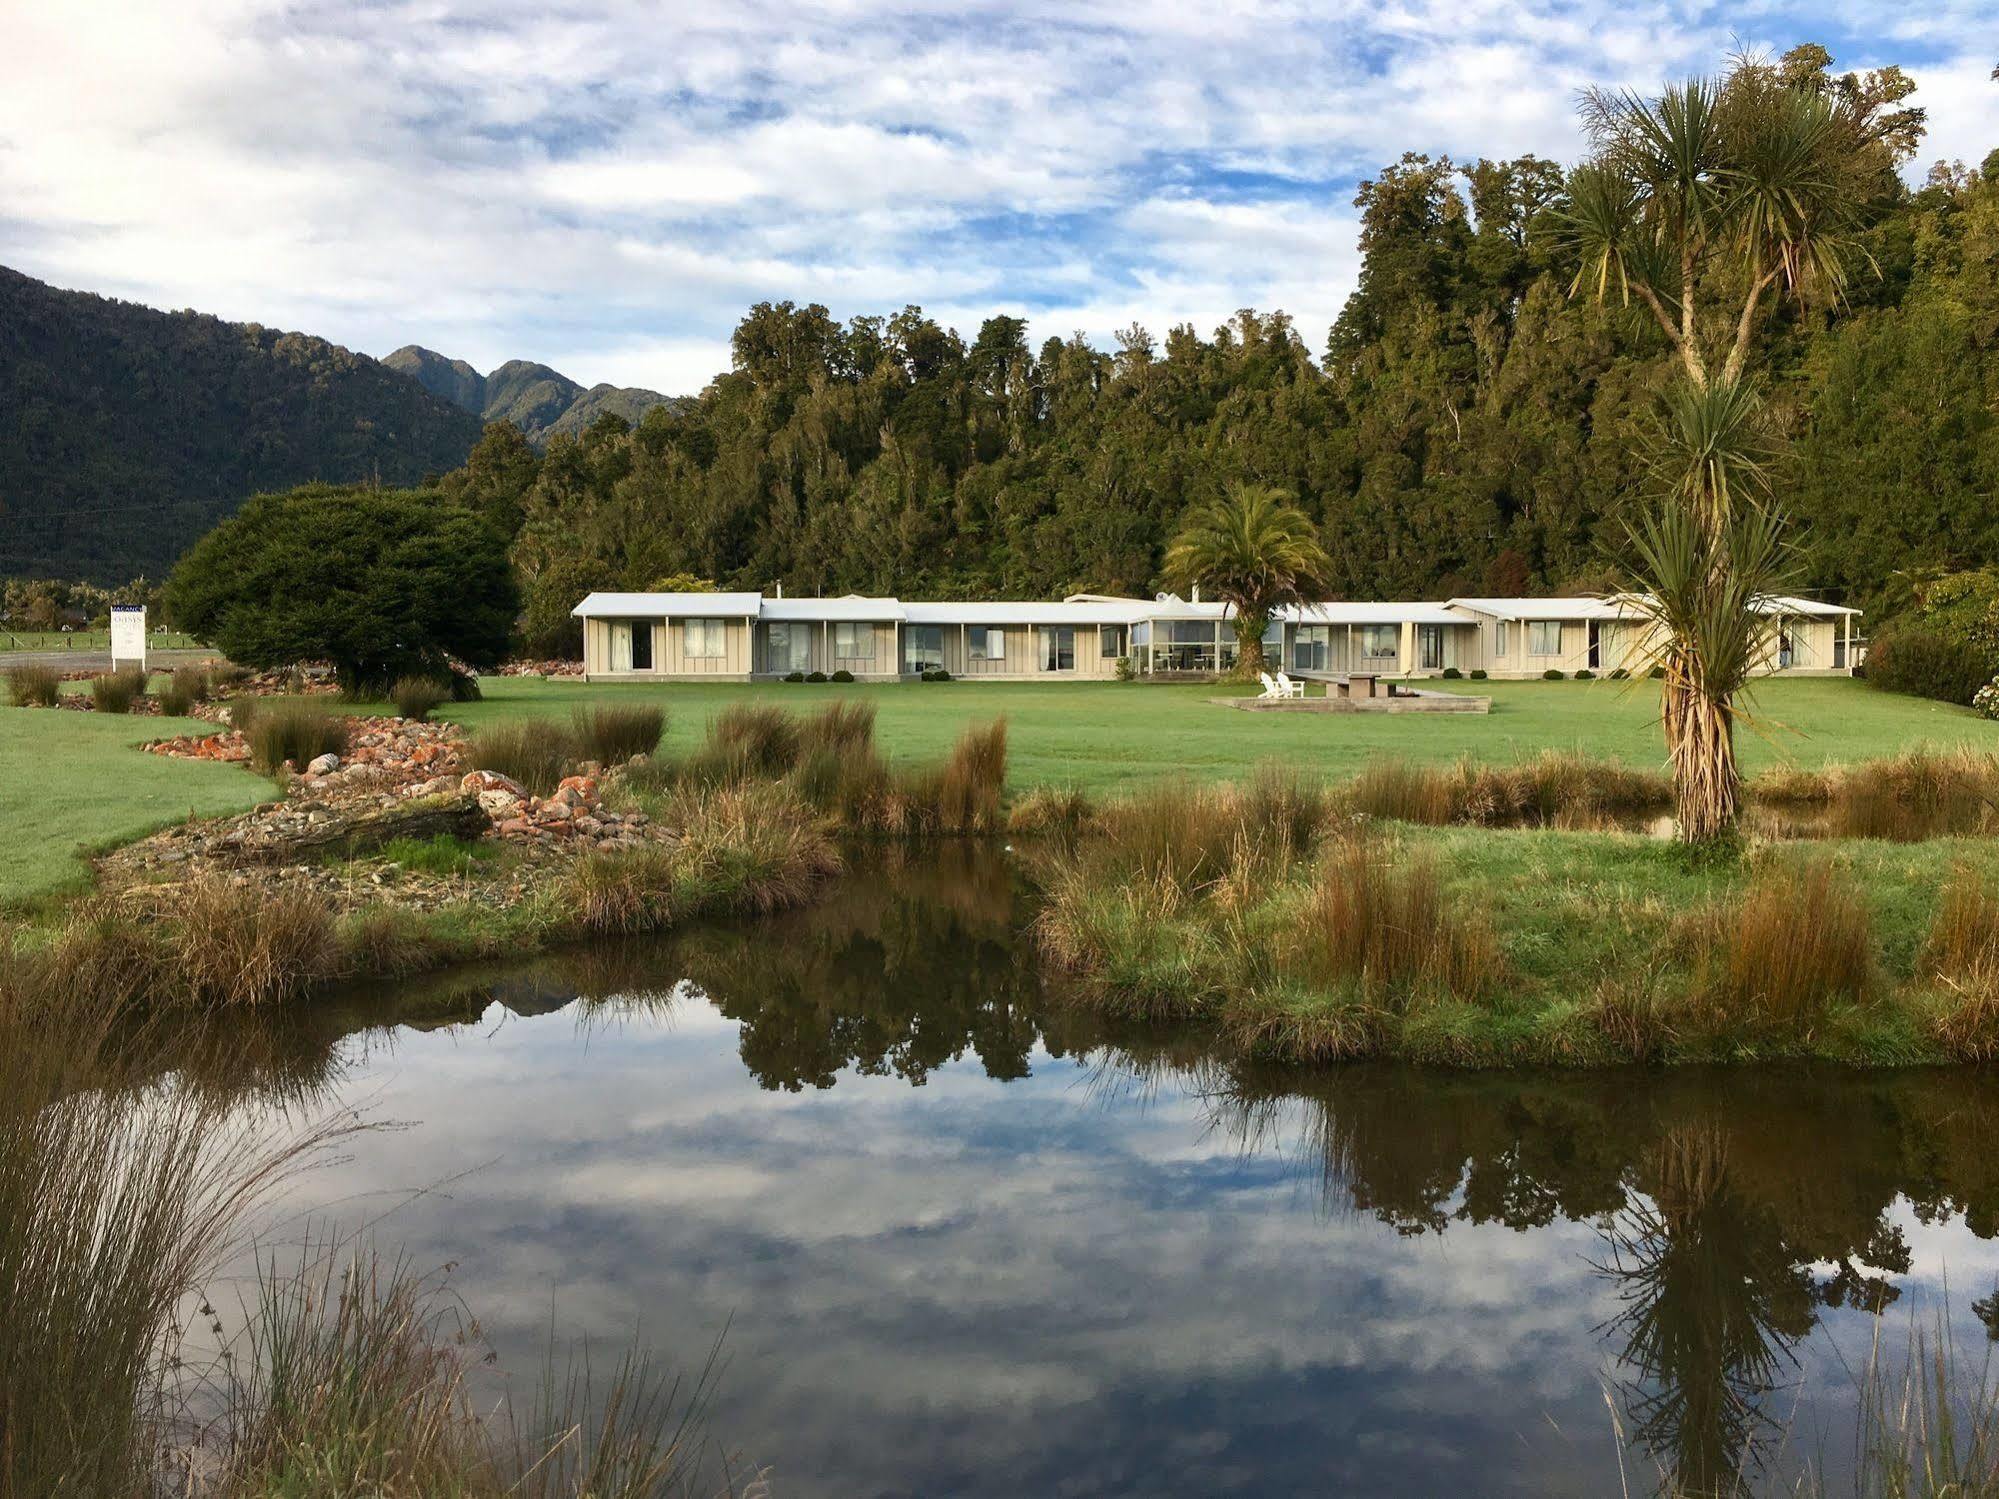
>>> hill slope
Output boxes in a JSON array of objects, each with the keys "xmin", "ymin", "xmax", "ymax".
[
  {"xmin": 382, "ymin": 345, "xmax": 680, "ymax": 442},
  {"xmin": 0, "ymin": 267, "xmax": 484, "ymax": 582}
]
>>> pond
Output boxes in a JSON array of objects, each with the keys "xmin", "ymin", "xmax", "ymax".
[{"xmin": 211, "ymin": 845, "xmax": 1999, "ymax": 1496}]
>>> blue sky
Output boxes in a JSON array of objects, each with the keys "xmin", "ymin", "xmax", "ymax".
[{"xmin": 3, "ymin": 1, "xmax": 1994, "ymax": 394}]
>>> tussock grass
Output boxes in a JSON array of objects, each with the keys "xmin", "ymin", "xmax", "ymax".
[
  {"xmin": 1006, "ymin": 783, "xmax": 1093, "ymax": 837},
  {"xmin": 1343, "ymin": 750, "xmax": 1670, "ymax": 827},
  {"xmin": 470, "ymin": 719, "xmax": 580, "ymax": 795},
  {"xmin": 1693, "ymin": 858, "xmax": 1873, "ymax": 1035},
  {"xmin": 392, "ymin": 675, "xmax": 451, "ymax": 722},
  {"xmin": 1295, "ymin": 835, "xmax": 1501, "ymax": 1004},
  {"xmin": 173, "ymin": 876, "xmax": 339, "ymax": 1006},
  {"xmin": 6, "ymin": 662, "xmax": 60, "ymax": 707},
  {"xmin": 931, "ymin": 719, "xmax": 1008, "ymax": 833},
  {"xmin": 246, "ymin": 700, "xmax": 350, "ymax": 776},
  {"xmin": 90, "ymin": 666, "xmax": 147, "ymax": 714},
  {"xmin": 574, "ymin": 703, "xmax": 665, "ymax": 766},
  {"xmin": 1918, "ymin": 868, "xmax": 1999, "ymax": 1062}
]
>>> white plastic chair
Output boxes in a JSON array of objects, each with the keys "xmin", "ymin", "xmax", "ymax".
[
  {"xmin": 1258, "ymin": 671, "xmax": 1282, "ymax": 699},
  {"xmin": 1275, "ymin": 672, "xmax": 1305, "ymax": 698}
]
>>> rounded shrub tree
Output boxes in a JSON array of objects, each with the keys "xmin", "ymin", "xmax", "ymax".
[{"xmin": 167, "ymin": 484, "xmax": 518, "ymax": 693}]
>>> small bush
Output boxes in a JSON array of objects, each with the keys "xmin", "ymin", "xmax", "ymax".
[
  {"xmin": 1113, "ymin": 655, "xmax": 1135, "ymax": 681},
  {"xmin": 468, "ymin": 719, "xmax": 577, "ymax": 795},
  {"xmin": 246, "ymin": 701, "xmax": 350, "ymax": 775},
  {"xmin": 1695, "ymin": 859, "xmax": 1872, "ymax": 1034},
  {"xmin": 170, "ymin": 665, "xmax": 211, "ymax": 703},
  {"xmin": 156, "ymin": 682, "xmax": 195, "ymax": 717},
  {"xmin": 6, "ymin": 663, "xmax": 60, "ymax": 707},
  {"xmin": 783, "ymin": 670, "xmax": 806, "ymax": 682},
  {"xmin": 1865, "ymin": 621, "xmax": 1993, "ymax": 706},
  {"xmin": 921, "ymin": 667, "xmax": 953, "ymax": 682},
  {"xmin": 1608, "ymin": 666, "xmax": 1630, "ymax": 680},
  {"xmin": 1574, "ymin": 668, "xmax": 1595, "ymax": 680},
  {"xmin": 1542, "ymin": 669, "xmax": 1565, "ymax": 681},
  {"xmin": 573, "ymin": 703, "xmax": 665, "ymax": 765},
  {"xmin": 805, "ymin": 670, "xmax": 829, "ymax": 683},
  {"xmin": 1467, "ymin": 668, "xmax": 1487, "ymax": 681},
  {"xmin": 448, "ymin": 669, "xmax": 482, "ymax": 702},
  {"xmin": 830, "ymin": 668, "xmax": 855, "ymax": 683},
  {"xmin": 803, "ymin": 699, "xmax": 877, "ymax": 754},
  {"xmin": 688, "ymin": 703, "xmax": 800, "ymax": 784},
  {"xmin": 390, "ymin": 676, "xmax": 450, "ymax": 721},
  {"xmin": 91, "ymin": 668, "xmax": 147, "ymax": 714},
  {"xmin": 1440, "ymin": 667, "xmax": 1462, "ymax": 679},
  {"xmin": 208, "ymin": 662, "xmax": 252, "ymax": 690}
]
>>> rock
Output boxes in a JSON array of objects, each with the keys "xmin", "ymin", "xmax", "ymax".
[
  {"xmin": 476, "ymin": 789, "xmax": 523, "ymax": 818},
  {"xmin": 538, "ymin": 800, "xmax": 574, "ymax": 823},
  {"xmin": 496, "ymin": 818, "xmax": 533, "ymax": 837},
  {"xmin": 462, "ymin": 769, "xmax": 527, "ymax": 797},
  {"xmin": 556, "ymin": 774, "xmax": 600, "ymax": 803},
  {"xmin": 306, "ymin": 753, "xmax": 341, "ymax": 775}
]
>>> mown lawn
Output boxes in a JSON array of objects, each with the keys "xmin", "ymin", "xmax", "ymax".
[
  {"xmin": 0, "ymin": 706, "xmax": 266, "ymax": 904},
  {"xmin": 432, "ymin": 675, "xmax": 1993, "ymax": 794}
]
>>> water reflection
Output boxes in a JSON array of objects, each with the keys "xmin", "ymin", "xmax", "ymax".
[{"xmin": 166, "ymin": 845, "xmax": 1999, "ymax": 1496}]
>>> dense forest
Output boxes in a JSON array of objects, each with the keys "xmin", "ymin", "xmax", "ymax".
[
  {"xmin": 426, "ymin": 50, "xmax": 1997, "ymax": 650},
  {"xmin": 0, "ymin": 267, "xmax": 484, "ymax": 581}
]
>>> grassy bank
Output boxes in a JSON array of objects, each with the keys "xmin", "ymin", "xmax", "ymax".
[{"xmin": 1032, "ymin": 772, "xmax": 1999, "ymax": 1069}]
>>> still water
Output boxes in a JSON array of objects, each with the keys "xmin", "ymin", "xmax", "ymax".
[{"xmin": 221, "ymin": 846, "xmax": 1999, "ymax": 1496}]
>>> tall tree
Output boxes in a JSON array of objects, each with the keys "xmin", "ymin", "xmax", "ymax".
[{"xmin": 1161, "ymin": 483, "xmax": 1334, "ymax": 679}]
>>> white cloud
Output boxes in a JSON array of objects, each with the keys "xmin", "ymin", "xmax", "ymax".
[{"xmin": 0, "ymin": 0, "xmax": 1993, "ymax": 392}]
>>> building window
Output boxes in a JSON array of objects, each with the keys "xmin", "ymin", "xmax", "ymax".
[
  {"xmin": 1359, "ymin": 624, "xmax": 1398, "ymax": 659},
  {"xmin": 903, "ymin": 624, "xmax": 944, "ymax": 673},
  {"xmin": 684, "ymin": 618, "xmax": 725, "ymax": 660},
  {"xmin": 833, "ymin": 622, "xmax": 875, "ymax": 660},
  {"xmin": 1528, "ymin": 621, "xmax": 1561, "ymax": 657},
  {"xmin": 1494, "ymin": 621, "xmax": 1510, "ymax": 656},
  {"xmin": 1099, "ymin": 624, "xmax": 1126, "ymax": 659},
  {"xmin": 1041, "ymin": 626, "xmax": 1075, "ymax": 671},
  {"xmin": 1292, "ymin": 625, "xmax": 1330, "ymax": 672},
  {"xmin": 765, "ymin": 621, "xmax": 810, "ymax": 672},
  {"xmin": 969, "ymin": 627, "xmax": 1005, "ymax": 661}
]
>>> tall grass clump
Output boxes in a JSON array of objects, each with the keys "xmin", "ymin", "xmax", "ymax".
[
  {"xmin": 246, "ymin": 699, "xmax": 349, "ymax": 775},
  {"xmin": 1694, "ymin": 858, "xmax": 1873, "ymax": 1035},
  {"xmin": 1342, "ymin": 751, "xmax": 1669, "ymax": 828},
  {"xmin": 1006, "ymin": 783, "xmax": 1094, "ymax": 837},
  {"xmin": 469, "ymin": 719, "xmax": 580, "ymax": 795},
  {"xmin": 173, "ymin": 875, "xmax": 340, "ymax": 1006},
  {"xmin": 1918, "ymin": 868, "xmax": 1999, "ymax": 1062},
  {"xmin": 1345, "ymin": 759, "xmax": 1454, "ymax": 824},
  {"xmin": 1090, "ymin": 780, "xmax": 1261, "ymax": 889},
  {"xmin": 6, "ymin": 661, "xmax": 61, "ymax": 707},
  {"xmin": 574, "ymin": 703, "xmax": 666, "ymax": 766},
  {"xmin": 1295, "ymin": 835, "xmax": 1500, "ymax": 1003},
  {"xmin": 931, "ymin": 719, "xmax": 1008, "ymax": 833},
  {"xmin": 91, "ymin": 666, "xmax": 147, "ymax": 714},
  {"xmin": 392, "ymin": 674, "xmax": 451, "ymax": 722}
]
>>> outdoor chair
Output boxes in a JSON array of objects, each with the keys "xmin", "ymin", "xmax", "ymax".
[{"xmin": 1274, "ymin": 672, "xmax": 1305, "ymax": 698}]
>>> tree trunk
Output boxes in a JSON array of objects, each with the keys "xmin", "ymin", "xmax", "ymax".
[
  {"xmin": 1664, "ymin": 669, "xmax": 1739, "ymax": 844},
  {"xmin": 1231, "ymin": 615, "xmax": 1269, "ymax": 680}
]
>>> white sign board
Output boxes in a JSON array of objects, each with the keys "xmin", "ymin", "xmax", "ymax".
[{"xmin": 110, "ymin": 605, "xmax": 147, "ymax": 672}]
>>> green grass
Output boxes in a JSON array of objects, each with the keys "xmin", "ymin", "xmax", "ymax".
[
  {"xmin": 417, "ymin": 676, "xmax": 1991, "ymax": 795},
  {"xmin": 0, "ymin": 707, "xmax": 265, "ymax": 905}
]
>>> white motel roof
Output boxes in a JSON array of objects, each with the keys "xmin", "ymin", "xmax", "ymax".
[
  {"xmin": 902, "ymin": 598, "xmax": 1165, "ymax": 625},
  {"xmin": 1753, "ymin": 594, "xmax": 1862, "ymax": 618},
  {"xmin": 1278, "ymin": 601, "xmax": 1467, "ymax": 625},
  {"xmin": 572, "ymin": 591, "xmax": 763, "ymax": 618},
  {"xmin": 1446, "ymin": 597, "xmax": 1635, "ymax": 622},
  {"xmin": 759, "ymin": 595, "xmax": 906, "ymax": 622}
]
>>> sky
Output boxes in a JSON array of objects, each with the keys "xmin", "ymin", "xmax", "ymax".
[{"xmin": 2, "ymin": 1, "xmax": 1995, "ymax": 396}]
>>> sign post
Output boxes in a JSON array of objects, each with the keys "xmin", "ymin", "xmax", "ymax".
[{"xmin": 110, "ymin": 604, "xmax": 147, "ymax": 674}]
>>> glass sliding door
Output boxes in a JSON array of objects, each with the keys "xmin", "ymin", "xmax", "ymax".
[
  {"xmin": 765, "ymin": 622, "xmax": 810, "ymax": 674},
  {"xmin": 1419, "ymin": 624, "xmax": 1443, "ymax": 671},
  {"xmin": 1040, "ymin": 627, "xmax": 1075, "ymax": 672},
  {"xmin": 902, "ymin": 624, "xmax": 945, "ymax": 674}
]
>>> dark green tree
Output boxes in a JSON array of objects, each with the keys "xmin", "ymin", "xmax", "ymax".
[{"xmin": 166, "ymin": 484, "xmax": 517, "ymax": 690}]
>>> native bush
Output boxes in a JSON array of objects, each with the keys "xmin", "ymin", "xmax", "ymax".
[
  {"xmin": 1866, "ymin": 621, "xmax": 1993, "ymax": 706},
  {"xmin": 245, "ymin": 701, "xmax": 349, "ymax": 776},
  {"xmin": 1294, "ymin": 835, "xmax": 1500, "ymax": 1004},
  {"xmin": 391, "ymin": 676, "xmax": 450, "ymax": 721},
  {"xmin": 573, "ymin": 703, "xmax": 665, "ymax": 765},
  {"xmin": 90, "ymin": 667, "xmax": 146, "ymax": 713},
  {"xmin": 468, "ymin": 720, "xmax": 578, "ymax": 795},
  {"xmin": 7, "ymin": 663, "xmax": 60, "ymax": 706}
]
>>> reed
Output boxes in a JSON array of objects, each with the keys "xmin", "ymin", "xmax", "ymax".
[
  {"xmin": 469, "ymin": 719, "xmax": 580, "ymax": 795},
  {"xmin": 1695, "ymin": 858, "xmax": 1873, "ymax": 1034},
  {"xmin": 1918, "ymin": 868, "xmax": 1999, "ymax": 1062},
  {"xmin": 574, "ymin": 703, "xmax": 666, "ymax": 766},
  {"xmin": 246, "ymin": 700, "xmax": 350, "ymax": 776},
  {"xmin": 6, "ymin": 661, "xmax": 61, "ymax": 707},
  {"xmin": 1294, "ymin": 835, "xmax": 1501, "ymax": 1003}
]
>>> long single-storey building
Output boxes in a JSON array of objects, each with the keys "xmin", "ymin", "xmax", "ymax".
[{"xmin": 572, "ymin": 590, "xmax": 1861, "ymax": 683}]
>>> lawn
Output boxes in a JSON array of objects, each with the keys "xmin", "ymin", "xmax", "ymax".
[
  {"xmin": 432, "ymin": 675, "xmax": 1994, "ymax": 794},
  {"xmin": 0, "ymin": 706, "xmax": 266, "ymax": 904}
]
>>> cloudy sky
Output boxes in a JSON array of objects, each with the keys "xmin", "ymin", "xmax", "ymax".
[{"xmin": 3, "ymin": 1, "xmax": 1995, "ymax": 395}]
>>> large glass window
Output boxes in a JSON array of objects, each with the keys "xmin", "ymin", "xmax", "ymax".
[
  {"xmin": 765, "ymin": 621, "xmax": 810, "ymax": 672},
  {"xmin": 1041, "ymin": 626, "xmax": 1075, "ymax": 671},
  {"xmin": 903, "ymin": 624, "xmax": 944, "ymax": 673},
  {"xmin": 1099, "ymin": 624, "xmax": 1126, "ymax": 659},
  {"xmin": 1292, "ymin": 625, "xmax": 1330, "ymax": 672},
  {"xmin": 1359, "ymin": 624, "xmax": 1398, "ymax": 659},
  {"xmin": 968, "ymin": 627, "xmax": 1005, "ymax": 661},
  {"xmin": 833, "ymin": 622, "xmax": 875, "ymax": 660},
  {"xmin": 684, "ymin": 618, "xmax": 725, "ymax": 660},
  {"xmin": 1528, "ymin": 621, "xmax": 1561, "ymax": 657}
]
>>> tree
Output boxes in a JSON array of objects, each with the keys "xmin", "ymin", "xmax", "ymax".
[
  {"xmin": 167, "ymin": 484, "xmax": 517, "ymax": 690},
  {"xmin": 1161, "ymin": 483, "xmax": 1334, "ymax": 679},
  {"xmin": 1557, "ymin": 51, "xmax": 1897, "ymax": 842}
]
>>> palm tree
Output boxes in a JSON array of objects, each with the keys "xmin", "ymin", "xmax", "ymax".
[
  {"xmin": 1161, "ymin": 483, "xmax": 1333, "ymax": 680},
  {"xmin": 1557, "ymin": 57, "xmax": 1892, "ymax": 842}
]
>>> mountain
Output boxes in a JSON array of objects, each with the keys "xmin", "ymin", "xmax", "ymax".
[
  {"xmin": 0, "ymin": 266, "xmax": 484, "ymax": 582},
  {"xmin": 382, "ymin": 347, "xmax": 681, "ymax": 443}
]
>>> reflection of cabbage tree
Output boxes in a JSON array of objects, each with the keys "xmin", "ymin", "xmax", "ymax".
[
  {"xmin": 1594, "ymin": 1126, "xmax": 1819, "ymax": 1498},
  {"xmin": 655, "ymin": 843, "xmax": 1046, "ymax": 1090}
]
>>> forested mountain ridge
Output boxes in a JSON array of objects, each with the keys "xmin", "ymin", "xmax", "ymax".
[
  {"xmin": 0, "ymin": 267, "xmax": 484, "ymax": 581},
  {"xmin": 462, "ymin": 72, "xmax": 1999, "ymax": 651},
  {"xmin": 382, "ymin": 346, "xmax": 682, "ymax": 444}
]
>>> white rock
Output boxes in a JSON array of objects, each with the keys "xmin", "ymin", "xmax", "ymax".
[
  {"xmin": 306, "ymin": 753, "xmax": 341, "ymax": 775},
  {"xmin": 476, "ymin": 789, "xmax": 523, "ymax": 818}
]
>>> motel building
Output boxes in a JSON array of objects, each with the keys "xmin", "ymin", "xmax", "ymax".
[{"xmin": 572, "ymin": 590, "xmax": 1861, "ymax": 685}]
